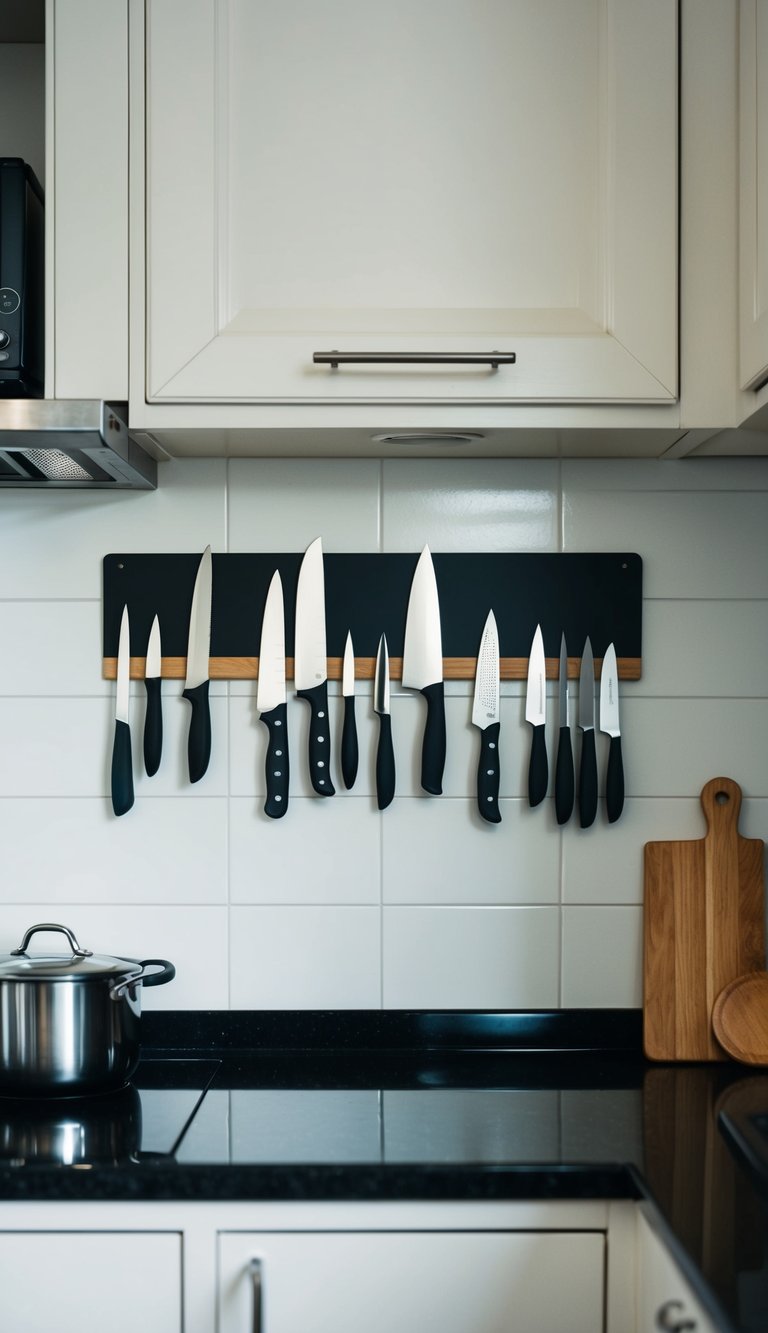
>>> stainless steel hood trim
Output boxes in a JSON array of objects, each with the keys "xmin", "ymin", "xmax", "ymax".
[{"xmin": 0, "ymin": 400, "xmax": 157, "ymax": 489}]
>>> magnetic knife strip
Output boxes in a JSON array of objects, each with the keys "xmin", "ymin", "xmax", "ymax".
[{"xmin": 102, "ymin": 552, "xmax": 642, "ymax": 680}]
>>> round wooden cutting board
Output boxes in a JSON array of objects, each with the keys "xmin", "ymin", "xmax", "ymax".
[{"xmin": 712, "ymin": 972, "xmax": 768, "ymax": 1065}]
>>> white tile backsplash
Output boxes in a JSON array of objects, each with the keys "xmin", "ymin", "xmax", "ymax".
[{"xmin": 0, "ymin": 454, "xmax": 766, "ymax": 1011}]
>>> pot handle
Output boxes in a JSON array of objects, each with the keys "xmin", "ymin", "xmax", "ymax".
[
  {"xmin": 110, "ymin": 959, "xmax": 176, "ymax": 1000},
  {"xmin": 10, "ymin": 922, "xmax": 93, "ymax": 958}
]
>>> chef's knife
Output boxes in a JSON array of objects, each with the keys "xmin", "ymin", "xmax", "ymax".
[
  {"xmin": 295, "ymin": 537, "xmax": 335, "ymax": 796},
  {"xmin": 340, "ymin": 630, "xmax": 358, "ymax": 790},
  {"xmin": 111, "ymin": 605, "xmax": 134, "ymax": 817},
  {"xmin": 472, "ymin": 610, "xmax": 501, "ymax": 824},
  {"xmin": 600, "ymin": 641, "xmax": 625, "ymax": 824},
  {"xmin": 578, "ymin": 635, "xmax": 598, "ymax": 828},
  {"xmin": 257, "ymin": 570, "xmax": 289, "ymax": 819},
  {"xmin": 525, "ymin": 624, "xmax": 548, "ymax": 806},
  {"xmin": 401, "ymin": 545, "xmax": 446, "ymax": 796},
  {"xmin": 182, "ymin": 545, "xmax": 213, "ymax": 784},
  {"xmin": 143, "ymin": 614, "xmax": 163, "ymax": 778},
  {"xmin": 374, "ymin": 634, "xmax": 395, "ymax": 811},
  {"xmin": 554, "ymin": 632, "xmax": 574, "ymax": 825}
]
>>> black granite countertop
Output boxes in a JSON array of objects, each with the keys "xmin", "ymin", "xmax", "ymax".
[{"xmin": 0, "ymin": 1011, "xmax": 766, "ymax": 1333}]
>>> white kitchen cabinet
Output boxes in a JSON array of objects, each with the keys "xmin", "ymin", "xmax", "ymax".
[
  {"xmin": 740, "ymin": 1, "xmax": 768, "ymax": 395},
  {"xmin": 635, "ymin": 1212, "xmax": 720, "ymax": 1333},
  {"xmin": 136, "ymin": 0, "xmax": 677, "ymax": 413}
]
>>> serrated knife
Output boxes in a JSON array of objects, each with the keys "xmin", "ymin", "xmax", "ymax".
[
  {"xmin": 554, "ymin": 632, "xmax": 574, "ymax": 825},
  {"xmin": 257, "ymin": 570, "xmax": 289, "ymax": 819},
  {"xmin": 525, "ymin": 623, "xmax": 548, "ymax": 807},
  {"xmin": 402, "ymin": 545, "xmax": 445, "ymax": 796},
  {"xmin": 340, "ymin": 630, "xmax": 358, "ymax": 790},
  {"xmin": 600, "ymin": 641, "xmax": 625, "ymax": 824},
  {"xmin": 578, "ymin": 635, "xmax": 598, "ymax": 828},
  {"xmin": 182, "ymin": 545, "xmax": 213, "ymax": 784},
  {"xmin": 472, "ymin": 610, "xmax": 501, "ymax": 824},
  {"xmin": 374, "ymin": 634, "xmax": 395, "ymax": 811},
  {"xmin": 295, "ymin": 537, "xmax": 335, "ymax": 796},
  {"xmin": 111, "ymin": 604, "xmax": 134, "ymax": 817},
  {"xmin": 143, "ymin": 614, "xmax": 163, "ymax": 777}
]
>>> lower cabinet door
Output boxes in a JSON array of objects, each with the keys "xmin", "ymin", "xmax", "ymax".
[
  {"xmin": 219, "ymin": 1230, "xmax": 605, "ymax": 1333},
  {"xmin": 0, "ymin": 1232, "xmax": 182, "ymax": 1333}
]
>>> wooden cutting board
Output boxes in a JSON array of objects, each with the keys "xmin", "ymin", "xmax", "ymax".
[
  {"xmin": 712, "ymin": 972, "xmax": 768, "ymax": 1064},
  {"xmin": 644, "ymin": 777, "xmax": 765, "ymax": 1061}
]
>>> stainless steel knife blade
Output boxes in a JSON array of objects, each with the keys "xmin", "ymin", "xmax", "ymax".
[
  {"xmin": 145, "ymin": 614, "xmax": 161, "ymax": 680},
  {"xmin": 257, "ymin": 570, "xmax": 286, "ymax": 714},
  {"xmin": 558, "ymin": 632, "xmax": 569, "ymax": 728},
  {"xmin": 578, "ymin": 636, "xmax": 595, "ymax": 732},
  {"xmin": 294, "ymin": 536, "xmax": 328, "ymax": 693},
  {"xmin": 402, "ymin": 545, "xmax": 445, "ymax": 795},
  {"xmin": 525, "ymin": 623, "xmax": 548, "ymax": 807},
  {"xmin": 340, "ymin": 629, "xmax": 358, "ymax": 790},
  {"xmin": 374, "ymin": 634, "xmax": 391, "ymax": 716},
  {"xmin": 115, "ymin": 604, "xmax": 130, "ymax": 725},
  {"xmin": 599, "ymin": 642, "xmax": 620, "ymax": 738},
  {"xmin": 184, "ymin": 546, "xmax": 212, "ymax": 690},
  {"xmin": 342, "ymin": 631, "xmax": 355, "ymax": 698}
]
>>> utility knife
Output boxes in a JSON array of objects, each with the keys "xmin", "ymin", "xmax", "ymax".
[
  {"xmin": 401, "ymin": 545, "xmax": 446, "ymax": 795},
  {"xmin": 340, "ymin": 630, "xmax": 358, "ymax": 790},
  {"xmin": 111, "ymin": 604, "xmax": 134, "ymax": 817},
  {"xmin": 295, "ymin": 537, "xmax": 335, "ymax": 796},
  {"xmin": 578, "ymin": 635, "xmax": 598, "ymax": 828},
  {"xmin": 600, "ymin": 641, "xmax": 625, "ymax": 823},
  {"xmin": 374, "ymin": 634, "xmax": 395, "ymax": 811},
  {"xmin": 182, "ymin": 545, "xmax": 213, "ymax": 783},
  {"xmin": 143, "ymin": 614, "xmax": 163, "ymax": 777},
  {"xmin": 525, "ymin": 623, "xmax": 548, "ymax": 807},
  {"xmin": 554, "ymin": 632, "xmax": 574, "ymax": 825},
  {"xmin": 257, "ymin": 570, "xmax": 289, "ymax": 818},
  {"xmin": 472, "ymin": 610, "xmax": 501, "ymax": 824}
]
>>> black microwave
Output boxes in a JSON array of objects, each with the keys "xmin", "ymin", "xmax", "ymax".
[{"xmin": 0, "ymin": 158, "xmax": 44, "ymax": 398}]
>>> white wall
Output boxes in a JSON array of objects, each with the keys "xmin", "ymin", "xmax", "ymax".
[{"xmin": 0, "ymin": 455, "xmax": 766, "ymax": 1012}]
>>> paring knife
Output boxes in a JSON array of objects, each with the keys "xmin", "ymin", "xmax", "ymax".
[
  {"xmin": 295, "ymin": 536, "xmax": 335, "ymax": 796},
  {"xmin": 182, "ymin": 545, "xmax": 213, "ymax": 784},
  {"xmin": 554, "ymin": 632, "xmax": 574, "ymax": 825},
  {"xmin": 578, "ymin": 635, "xmax": 598, "ymax": 828},
  {"xmin": 340, "ymin": 630, "xmax": 358, "ymax": 790},
  {"xmin": 600, "ymin": 642, "xmax": 625, "ymax": 824},
  {"xmin": 111, "ymin": 604, "xmax": 134, "ymax": 817},
  {"xmin": 374, "ymin": 634, "xmax": 395, "ymax": 811},
  {"xmin": 143, "ymin": 614, "xmax": 163, "ymax": 777},
  {"xmin": 401, "ymin": 544, "xmax": 446, "ymax": 796},
  {"xmin": 525, "ymin": 623, "xmax": 548, "ymax": 807},
  {"xmin": 472, "ymin": 609, "xmax": 501, "ymax": 824},
  {"xmin": 257, "ymin": 570, "xmax": 289, "ymax": 819}
]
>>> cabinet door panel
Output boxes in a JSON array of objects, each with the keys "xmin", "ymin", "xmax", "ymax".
[
  {"xmin": 218, "ymin": 1230, "xmax": 604, "ymax": 1332},
  {"xmin": 144, "ymin": 0, "xmax": 677, "ymax": 405},
  {"xmin": 740, "ymin": 0, "xmax": 768, "ymax": 390}
]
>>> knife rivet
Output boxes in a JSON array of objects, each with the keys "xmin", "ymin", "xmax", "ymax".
[
  {"xmin": 275, "ymin": 749, "xmax": 283, "ymax": 756},
  {"xmin": 487, "ymin": 796, "xmax": 493, "ymax": 803},
  {"xmin": 274, "ymin": 771, "xmax": 281, "ymax": 777},
  {"xmin": 317, "ymin": 761, "xmax": 325, "ymax": 768},
  {"xmin": 274, "ymin": 719, "xmax": 282, "ymax": 727},
  {"xmin": 318, "ymin": 735, "xmax": 325, "ymax": 742},
  {"xmin": 318, "ymin": 711, "xmax": 325, "ymax": 719},
  {"xmin": 319, "ymin": 779, "xmax": 325, "ymax": 785},
  {"xmin": 489, "ymin": 742, "xmax": 496, "ymax": 750},
  {"xmin": 487, "ymin": 769, "xmax": 494, "ymax": 775},
  {"xmin": 275, "ymin": 795, "xmax": 282, "ymax": 802}
]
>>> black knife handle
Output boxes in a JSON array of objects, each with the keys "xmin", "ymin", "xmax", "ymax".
[
  {"xmin": 554, "ymin": 725, "xmax": 574, "ymax": 825},
  {"xmin": 296, "ymin": 680, "xmax": 335, "ymax": 796},
  {"xmin": 182, "ymin": 679, "xmax": 211, "ymax": 784},
  {"xmin": 606, "ymin": 735, "xmax": 625, "ymax": 824},
  {"xmin": 341, "ymin": 695, "xmax": 358, "ymax": 790},
  {"xmin": 579, "ymin": 728, "xmax": 598, "ymax": 828},
  {"xmin": 111, "ymin": 719, "xmax": 134, "ymax": 817},
  {"xmin": 261, "ymin": 701, "xmax": 290, "ymax": 818},
  {"xmin": 143, "ymin": 676, "xmax": 163, "ymax": 777},
  {"xmin": 376, "ymin": 712, "xmax": 396, "ymax": 811},
  {"xmin": 477, "ymin": 721, "xmax": 501, "ymax": 824},
  {"xmin": 419, "ymin": 681, "xmax": 446, "ymax": 795},
  {"xmin": 528, "ymin": 723, "xmax": 548, "ymax": 807}
]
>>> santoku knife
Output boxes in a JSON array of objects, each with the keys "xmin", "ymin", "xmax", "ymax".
[
  {"xmin": 182, "ymin": 545, "xmax": 213, "ymax": 784},
  {"xmin": 578, "ymin": 635, "xmax": 598, "ymax": 828},
  {"xmin": 340, "ymin": 630, "xmax": 358, "ymax": 790},
  {"xmin": 600, "ymin": 641, "xmax": 625, "ymax": 823},
  {"xmin": 295, "ymin": 537, "xmax": 335, "ymax": 796},
  {"xmin": 143, "ymin": 614, "xmax": 163, "ymax": 778},
  {"xmin": 373, "ymin": 634, "xmax": 395, "ymax": 811},
  {"xmin": 401, "ymin": 544, "xmax": 446, "ymax": 796},
  {"xmin": 111, "ymin": 604, "xmax": 134, "ymax": 817},
  {"xmin": 472, "ymin": 610, "xmax": 501, "ymax": 824},
  {"xmin": 257, "ymin": 569, "xmax": 289, "ymax": 818},
  {"xmin": 554, "ymin": 632, "xmax": 574, "ymax": 825},
  {"xmin": 525, "ymin": 623, "xmax": 548, "ymax": 807}
]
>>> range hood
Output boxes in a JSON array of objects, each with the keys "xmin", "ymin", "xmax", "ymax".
[{"xmin": 0, "ymin": 400, "xmax": 157, "ymax": 488}]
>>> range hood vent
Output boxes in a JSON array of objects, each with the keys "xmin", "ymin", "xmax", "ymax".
[{"xmin": 0, "ymin": 401, "xmax": 157, "ymax": 489}]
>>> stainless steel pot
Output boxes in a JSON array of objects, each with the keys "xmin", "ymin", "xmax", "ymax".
[
  {"xmin": 0, "ymin": 1084, "xmax": 143, "ymax": 1165},
  {"xmin": 0, "ymin": 923, "xmax": 175, "ymax": 1096}
]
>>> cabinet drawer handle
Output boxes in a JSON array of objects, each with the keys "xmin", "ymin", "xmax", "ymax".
[
  {"xmin": 313, "ymin": 350, "xmax": 516, "ymax": 369},
  {"xmin": 248, "ymin": 1258, "xmax": 262, "ymax": 1333},
  {"xmin": 655, "ymin": 1299, "xmax": 697, "ymax": 1331}
]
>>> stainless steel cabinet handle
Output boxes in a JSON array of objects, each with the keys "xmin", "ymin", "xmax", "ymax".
[
  {"xmin": 313, "ymin": 350, "xmax": 516, "ymax": 369},
  {"xmin": 655, "ymin": 1299, "xmax": 697, "ymax": 1331},
  {"xmin": 248, "ymin": 1258, "xmax": 262, "ymax": 1333}
]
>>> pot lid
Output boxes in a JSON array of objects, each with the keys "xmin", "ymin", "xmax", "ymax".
[{"xmin": 0, "ymin": 923, "xmax": 141, "ymax": 982}]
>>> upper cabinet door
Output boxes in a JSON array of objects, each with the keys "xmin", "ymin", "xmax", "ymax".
[
  {"xmin": 142, "ymin": 0, "xmax": 677, "ymax": 406},
  {"xmin": 740, "ymin": 0, "xmax": 768, "ymax": 391}
]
